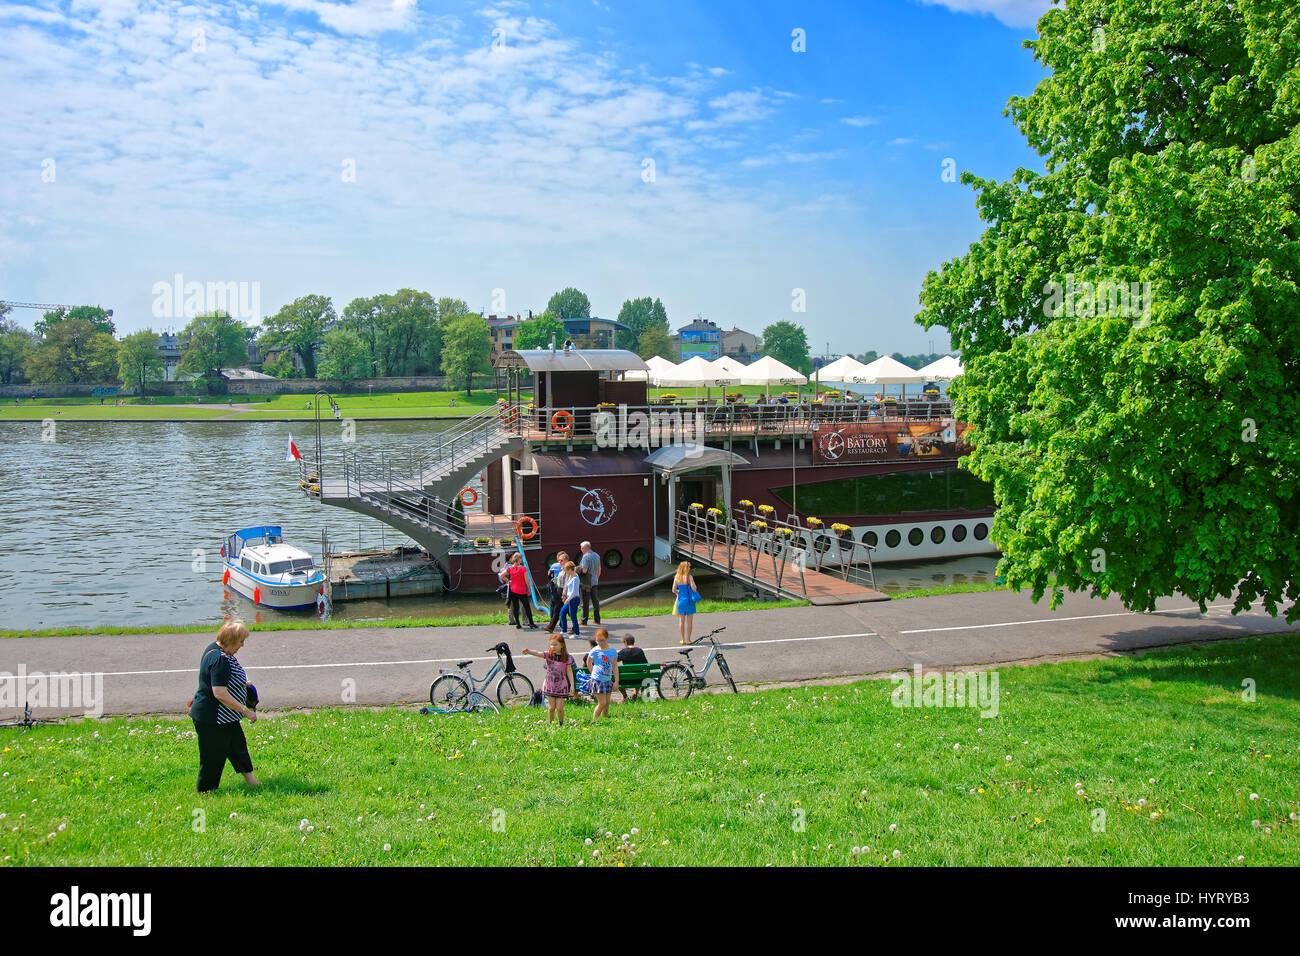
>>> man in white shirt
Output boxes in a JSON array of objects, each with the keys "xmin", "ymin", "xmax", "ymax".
[{"xmin": 579, "ymin": 540, "xmax": 602, "ymax": 625}]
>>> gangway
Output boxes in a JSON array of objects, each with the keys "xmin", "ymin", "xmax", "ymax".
[{"xmin": 670, "ymin": 509, "xmax": 890, "ymax": 606}]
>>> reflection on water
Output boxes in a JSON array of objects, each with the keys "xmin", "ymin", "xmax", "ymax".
[
  {"xmin": 0, "ymin": 419, "xmax": 999, "ymax": 630},
  {"xmin": 872, "ymin": 555, "xmax": 1001, "ymax": 595}
]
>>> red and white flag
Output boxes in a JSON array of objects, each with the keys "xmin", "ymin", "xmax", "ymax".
[{"xmin": 286, "ymin": 434, "xmax": 302, "ymax": 462}]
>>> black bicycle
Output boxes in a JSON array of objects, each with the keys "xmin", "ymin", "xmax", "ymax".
[{"xmin": 657, "ymin": 627, "xmax": 738, "ymax": 698}]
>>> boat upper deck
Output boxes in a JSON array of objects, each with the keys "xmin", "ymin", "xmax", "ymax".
[{"xmin": 506, "ymin": 397, "xmax": 956, "ymax": 445}]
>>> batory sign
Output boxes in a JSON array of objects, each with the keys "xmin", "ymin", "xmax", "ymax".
[{"xmin": 813, "ymin": 424, "xmax": 894, "ymax": 463}]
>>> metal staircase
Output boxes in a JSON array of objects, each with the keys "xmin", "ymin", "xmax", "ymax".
[{"xmin": 300, "ymin": 403, "xmax": 527, "ymax": 557}]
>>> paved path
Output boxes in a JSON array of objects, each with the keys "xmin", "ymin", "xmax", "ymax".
[{"xmin": 1, "ymin": 590, "xmax": 1297, "ymax": 718}]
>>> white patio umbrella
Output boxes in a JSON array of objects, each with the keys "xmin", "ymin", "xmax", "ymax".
[
  {"xmin": 915, "ymin": 355, "xmax": 964, "ymax": 380},
  {"xmin": 813, "ymin": 355, "xmax": 870, "ymax": 397},
  {"xmin": 860, "ymin": 355, "xmax": 928, "ymax": 401},
  {"xmin": 740, "ymin": 355, "xmax": 808, "ymax": 399},
  {"xmin": 710, "ymin": 355, "xmax": 749, "ymax": 376},
  {"xmin": 623, "ymin": 355, "xmax": 683, "ymax": 388},
  {"xmin": 672, "ymin": 354, "xmax": 739, "ymax": 401}
]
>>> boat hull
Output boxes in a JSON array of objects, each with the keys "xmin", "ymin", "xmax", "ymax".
[{"xmin": 224, "ymin": 562, "xmax": 324, "ymax": 610}]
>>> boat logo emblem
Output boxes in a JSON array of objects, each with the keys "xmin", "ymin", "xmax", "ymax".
[
  {"xmin": 572, "ymin": 485, "xmax": 618, "ymax": 526},
  {"xmin": 819, "ymin": 430, "xmax": 846, "ymax": 461}
]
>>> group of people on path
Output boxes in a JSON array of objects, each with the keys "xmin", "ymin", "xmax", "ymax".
[
  {"xmin": 186, "ymin": 556, "xmax": 706, "ymax": 791},
  {"xmin": 498, "ymin": 541, "xmax": 603, "ymax": 636}
]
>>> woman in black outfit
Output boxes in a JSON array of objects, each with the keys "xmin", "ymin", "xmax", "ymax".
[{"xmin": 189, "ymin": 621, "xmax": 261, "ymax": 793}]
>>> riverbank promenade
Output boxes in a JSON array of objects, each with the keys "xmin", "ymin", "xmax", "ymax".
[{"xmin": 2, "ymin": 589, "xmax": 1297, "ymax": 718}]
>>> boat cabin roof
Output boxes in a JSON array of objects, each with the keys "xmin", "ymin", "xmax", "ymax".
[{"xmin": 495, "ymin": 348, "xmax": 648, "ymax": 373}]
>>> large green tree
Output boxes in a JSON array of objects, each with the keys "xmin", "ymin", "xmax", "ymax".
[
  {"xmin": 25, "ymin": 318, "xmax": 119, "ymax": 384},
  {"xmin": 317, "ymin": 327, "xmax": 370, "ymax": 383},
  {"xmin": 546, "ymin": 287, "xmax": 591, "ymax": 320},
  {"xmin": 635, "ymin": 325, "xmax": 675, "ymax": 360},
  {"xmin": 761, "ymin": 320, "xmax": 811, "ymax": 375},
  {"xmin": 179, "ymin": 311, "xmax": 248, "ymax": 391},
  {"xmin": 513, "ymin": 312, "xmax": 567, "ymax": 350},
  {"xmin": 916, "ymin": 0, "xmax": 1300, "ymax": 620},
  {"xmin": 615, "ymin": 296, "xmax": 669, "ymax": 351},
  {"xmin": 35, "ymin": 305, "xmax": 115, "ymax": 338},
  {"xmin": 440, "ymin": 313, "xmax": 492, "ymax": 396},
  {"xmin": 0, "ymin": 317, "xmax": 34, "ymax": 385},
  {"xmin": 259, "ymin": 294, "xmax": 334, "ymax": 378},
  {"xmin": 117, "ymin": 329, "xmax": 165, "ymax": 392},
  {"xmin": 339, "ymin": 290, "xmax": 443, "ymax": 377}
]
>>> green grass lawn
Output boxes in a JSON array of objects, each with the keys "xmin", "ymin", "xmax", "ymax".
[
  {"xmin": 0, "ymin": 390, "xmax": 523, "ymax": 421},
  {"xmin": 3, "ymin": 634, "xmax": 1297, "ymax": 866},
  {"xmin": 0, "ymin": 598, "xmax": 806, "ymax": 639}
]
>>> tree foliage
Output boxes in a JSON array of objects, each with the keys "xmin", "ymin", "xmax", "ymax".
[
  {"xmin": 0, "ymin": 317, "xmax": 34, "ymax": 385},
  {"xmin": 635, "ymin": 326, "xmax": 675, "ymax": 360},
  {"xmin": 35, "ymin": 306, "xmax": 115, "ymax": 338},
  {"xmin": 440, "ymin": 313, "xmax": 492, "ymax": 395},
  {"xmin": 546, "ymin": 287, "xmax": 591, "ymax": 320},
  {"xmin": 916, "ymin": 0, "xmax": 1300, "ymax": 619},
  {"xmin": 317, "ymin": 327, "xmax": 370, "ymax": 383},
  {"xmin": 339, "ymin": 289, "xmax": 445, "ymax": 377},
  {"xmin": 513, "ymin": 312, "xmax": 567, "ymax": 350},
  {"xmin": 761, "ymin": 320, "xmax": 811, "ymax": 374},
  {"xmin": 25, "ymin": 318, "xmax": 119, "ymax": 384},
  {"xmin": 259, "ymin": 294, "xmax": 334, "ymax": 379},
  {"xmin": 179, "ymin": 311, "xmax": 248, "ymax": 390},
  {"xmin": 117, "ymin": 329, "xmax": 164, "ymax": 392},
  {"xmin": 615, "ymin": 296, "xmax": 669, "ymax": 351}
]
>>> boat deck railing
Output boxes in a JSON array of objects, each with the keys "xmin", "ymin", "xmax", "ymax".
[{"xmin": 502, "ymin": 398, "xmax": 955, "ymax": 444}]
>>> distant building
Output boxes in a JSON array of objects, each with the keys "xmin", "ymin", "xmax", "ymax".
[
  {"xmin": 558, "ymin": 316, "xmax": 626, "ymax": 350},
  {"xmin": 221, "ymin": 367, "xmax": 277, "ymax": 381},
  {"xmin": 156, "ymin": 332, "xmax": 184, "ymax": 381},
  {"xmin": 487, "ymin": 313, "xmax": 525, "ymax": 359},
  {"xmin": 721, "ymin": 326, "xmax": 759, "ymax": 359},
  {"xmin": 675, "ymin": 318, "xmax": 722, "ymax": 360}
]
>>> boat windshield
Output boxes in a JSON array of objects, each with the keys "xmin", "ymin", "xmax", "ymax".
[{"xmin": 268, "ymin": 558, "xmax": 315, "ymax": 574}]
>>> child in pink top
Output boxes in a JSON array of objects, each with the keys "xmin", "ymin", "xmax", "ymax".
[{"xmin": 520, "ymin": 635, "xmax": 574, "ymax": 725}]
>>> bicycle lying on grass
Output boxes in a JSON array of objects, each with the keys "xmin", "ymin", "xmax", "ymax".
[
  {"xmin": 658, "ymin": 627, "xmax": 738, "ymax": 698},
  {"xmin": 429, "ymin": 642, "xmax": 534, "ymax": 712}
]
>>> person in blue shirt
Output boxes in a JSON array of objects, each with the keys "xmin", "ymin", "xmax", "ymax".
[{"xmin": 587, "ymin": 628, "xmax": 620, "ymax": 720}]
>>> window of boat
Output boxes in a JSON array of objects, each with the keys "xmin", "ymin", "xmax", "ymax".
[
  {"xmin": 290, "ymin": 558, "xmax": 315, "ymax": 571},
  {"xmin": 241, "ymin": 557, "xmax": 252, "ymax": 571},
  {"xmin": 268, "ymin": 560, "xmax": 293, "ymax": 574},
  {"xmin": 773, "ymin": 468, "xmax": 995, "ymax": 515}
]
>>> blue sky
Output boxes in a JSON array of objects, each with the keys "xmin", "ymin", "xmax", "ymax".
[{"xmin": 0, "ymin": 0, "xmax": 1053, "ymax": 354}]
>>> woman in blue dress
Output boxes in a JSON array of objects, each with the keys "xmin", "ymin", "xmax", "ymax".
[{"xmin": 671, "ymin": 561, "xmax": 700, "ymax": 645}]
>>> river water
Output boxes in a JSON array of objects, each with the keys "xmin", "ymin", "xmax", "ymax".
[{"xmin": 0, "ymin": 420, "xmax": 998, "ymax": 630}]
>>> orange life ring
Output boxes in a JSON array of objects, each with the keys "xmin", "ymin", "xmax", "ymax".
[
  {"xmin": 550, "ymin": 409, "xmax": 574, "ymax": 433},
  {"xmin": 514, "ymin": 516, "xmax": 539, "ymax": 540},
  {"xmin": 459, "ymin": 487, "xmax": 478, "ymax": 506}
]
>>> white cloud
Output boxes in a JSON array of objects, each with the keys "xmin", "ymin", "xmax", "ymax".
[
  {"xmin": 888, "ymin": 137, "xmax": 916, "ymax": 146},
  {"xmin": 914, "ymin": 0, "xmax": 1053, "ymax": 30},
  {"xmin": 841, "ymin": 115, "xmax": 880, "ymax": 127}
]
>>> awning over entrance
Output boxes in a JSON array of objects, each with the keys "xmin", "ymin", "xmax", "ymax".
[{"xmin": 643, "ymin": 444, "xmax": 749, "ymax": 477}]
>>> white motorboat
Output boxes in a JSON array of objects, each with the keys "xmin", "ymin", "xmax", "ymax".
[{"xmin": 222, "ymin": 526, "xmax": 325, "ymax": 610}]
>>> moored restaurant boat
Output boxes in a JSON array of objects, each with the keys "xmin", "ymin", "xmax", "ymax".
[
  {"xmin": 221, "ymin": 525, "xmax": 326, "ymax": 609},
  {"xmin": 295, "ymin": 348, "xmax": 997, "ymax": 597}
]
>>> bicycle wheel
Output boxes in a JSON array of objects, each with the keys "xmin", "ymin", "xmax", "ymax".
[
  {"xmin": 496, "ymin": 672, "xmax": 534, "ymax": 710},
  {"xmin": 466, "ymin": 691, "xmax": 499, "ymax": 715},
  {"xmin": 717, "ymin": 655, "xmax": 739, "ymax": 694},
  {"xmin": 658, "ymin": 663, "xmax": 694, "ymax": 699},
  {"xmin": 430, "ymin": 673, "xmax": 471, "ymax": 710}
]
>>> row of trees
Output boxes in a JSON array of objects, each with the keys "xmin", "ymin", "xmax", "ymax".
[{"xmin": 1, "ymin": 291, "xmax": 937, "ymax": 392}]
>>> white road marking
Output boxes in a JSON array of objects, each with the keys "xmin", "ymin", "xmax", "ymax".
[
  {"xmin": 899, "ymin": 602, "xmax": 1250, "ymax": 635},
  {"xmin": 0, "ymin": 632, "xmax": 877, "ymax": 682}
]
